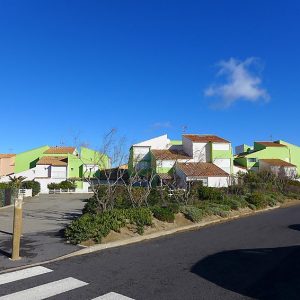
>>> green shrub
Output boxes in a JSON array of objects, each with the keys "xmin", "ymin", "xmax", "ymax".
[
  {"xmin": 151, "ymin": 206, "xmax": 175, "ymax": 223},
  {"xmin": 21, "ymin": 180, "xmax": 40, "ymax": 196},
  {"xmin": 167, "ymin": 203, "xmax": 180, "ymax": 214},
  {"xmin": 246, "ymin": 192, "xmax": 268, "ymax": 209},
  {"xmin": 0, "ymin": 182, "xmax": 11, "ymax": 190},
  {"xmin": 181, "ymin": 206, "xmax": 203, "ymax": 222},
  {"xmin": 47, "ymin": 180, "xmax": 76, "ymax": 190},
  {"xmin": 65, "ymin": 207, "xmax": 152, "ymax": 244},
  {"xmin": 198, "ymin": 186, "xmax": 224, "ymax": 201},
  {"xmin": 125, "ymin": 207, "xmax": 153, "ymax": 234}
]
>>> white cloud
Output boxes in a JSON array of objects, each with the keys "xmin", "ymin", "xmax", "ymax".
[{"xmin": 204, "ymin": 57, "xmax": 270, "ymax": 107}]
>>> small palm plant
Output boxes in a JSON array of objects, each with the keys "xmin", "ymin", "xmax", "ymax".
[{"xmin": 9, "ymin": 175, "xmax": 26, "ymax": 190}]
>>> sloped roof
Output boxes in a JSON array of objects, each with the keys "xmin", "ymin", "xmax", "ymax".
[
  {"xmin": 260, "ymin": 159, "xmax": 296, "ymax": 167},
  {"xmin": 36, "ymin": 156, "xmax": 68, "ymax": 166},
  {"xmin": 151, "ymin": 149, "xmax": 191, "ymax": 160},
  {"xmin": 183, "ymin": 134, "xmax": 230, "ymax": 143},
  {"xmin": 0, "ymin": 154, "xmax": 15, "ymax": 158},
  {"xmin": 157, "ymin": 173, "xmax": 173, "ymax": 180},
  {"xmin": 177, "ymin": 162, "xmax": 229, "ymax": 177},
  {"xmin": 44, "ymin": 146, "xmax": 76, "ymax": 154},
  {"xmin": 256, "ymin": 141, "xmax": 286, "ymax": 148}
]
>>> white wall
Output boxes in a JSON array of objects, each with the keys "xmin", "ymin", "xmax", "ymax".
[
  {"xmin": 213, "ymin": 158, "xmax": 231, "ymax": 174},
  {"xmin": 83, "ymin": 164, "xmax": 99, "ymax": 174},
  {"xmin": 193, "ymin": 143, "xmax": 210, "ymax": 162},
  {"xmin": 158, "ymin": 160, "xmax": 176, "ymax": 168},
  {"xmin": 133, "ymin": 134, "xmax": 171, "ymax": 149},
  {"xmin": 207, "ymin": 177, "xmax": 229, "ymax": 187},
  {"xmin": 51, "ymin": 166, "xmax": 67, "ymax": 179},
  {"xmin": 212, "ymin": 143, "xmax": 230, "ymax": 151},
  {"xmin": 35, "ymin": 165, "xmax": 50, "ymax": 178},
  {"xmin": 233, "ymin": 165, "xmax": 247, "ymax": 174},
  {"xmin": 259, "ymin": 161, "xmax": 297, "ymax": 178},
  {"xmin": 0, "ymin": 168, "xmax": 37, "ymax": 182}
]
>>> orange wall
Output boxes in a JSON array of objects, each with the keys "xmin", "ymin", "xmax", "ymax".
[{"xmin": 0, "ymin": 156, "xmax": 15, "ymax": 176}]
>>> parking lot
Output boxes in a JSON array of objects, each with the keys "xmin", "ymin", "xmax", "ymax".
[{"xmin": 0, "ymin": 193, "xmax": 90, "ymax": 270}]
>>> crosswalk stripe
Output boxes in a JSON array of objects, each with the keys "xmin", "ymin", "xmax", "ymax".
[
  {"xmin": 0, "ymin": 277, "xmax": 88, "ymax": 300},
  {"xmin": 0, "ymin": 266, "xmax": 52, "ymax": 285},
  {"xmin": 92, "ymin": 292, "xmax": 134, "ymax": 300}
]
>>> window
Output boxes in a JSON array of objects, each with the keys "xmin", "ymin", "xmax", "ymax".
[{"xmin": 248, "ymin": 158, "xmax": 257, "ymax": 163}]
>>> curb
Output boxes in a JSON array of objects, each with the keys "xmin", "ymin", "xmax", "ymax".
[{"xmin": 0, "ymin": 205, "xmax": 280, "ymax": 274}]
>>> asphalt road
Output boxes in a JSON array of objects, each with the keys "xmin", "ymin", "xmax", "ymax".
[
  {"xmin": 0, "ymin": 193, "xmax": 90, "ymax": 270},
  {"xmin": 1, "ymin": 204, "xmax": 300, "ymax": 300}
]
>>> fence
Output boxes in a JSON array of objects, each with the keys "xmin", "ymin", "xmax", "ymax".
[
  {"xmin": 0, "ymin": 189, "xmax": 13, "ymax": 207},
  {"xmin": 49, "ymin": 188, "xmax": 76, "ymax": 194},
  {"xmin": 18, "ymin": 189, "xmax": 32, "ymax": 198}
]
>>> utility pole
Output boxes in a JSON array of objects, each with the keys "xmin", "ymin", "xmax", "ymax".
[{"xmin": 11, "ymin": 193, "xmax": 23, "ymax": 261}]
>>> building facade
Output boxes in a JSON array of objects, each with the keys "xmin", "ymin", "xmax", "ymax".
[{"xmin": 128, "ymin": 133, "xmax": 233, "ymax": 187}]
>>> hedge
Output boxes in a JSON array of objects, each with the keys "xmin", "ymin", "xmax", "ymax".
[{"xmin": 65, "ymin": 207, "xmax": 152, "ymax": 244}]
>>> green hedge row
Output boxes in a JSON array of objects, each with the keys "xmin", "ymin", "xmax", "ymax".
[{"xmin": 65, "ymin": 207, "xmax": 153, "ymax": 244}]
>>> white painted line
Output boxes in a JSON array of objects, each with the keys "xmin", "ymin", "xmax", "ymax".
[
  {"xmin": 92, "ymin": 292, "xmax": 134, "ymax": 300},
  {"xmin": 0, "ymin": 266, "xmax": 53, "ymax": 285},
  {"xmin": 0, "ymin": 277, "xmax": 88, "ymax": 300}
]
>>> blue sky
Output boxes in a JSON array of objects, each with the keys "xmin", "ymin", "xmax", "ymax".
[{"xmin": 1, "ymin": 1, "xmax": 300, "ymax": 153}]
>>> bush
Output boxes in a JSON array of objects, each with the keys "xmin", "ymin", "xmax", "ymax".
[
  {"xmin": 181, "ymin": 206, "xmax": 203, "ymax": 222},
  {"xmin": 0, "ymin": 182, "xmax": 10, "ymax": 190},
  {"xmin": 65, "ymin": 207, "xmax": 152, "ymax": 244},
  {"xmin": 246, "ymin": 192, "xmax": 268, "ymax": 209},
  {"xmin": 148, "ymin": 187, "xmax": 170, "ymax": 206},
  {"xmin": 21, "ymin": 180, "xmax": 40, "ymax": 196},
  {"xmin": 198, "ymin": 186, "xmax": 224, "ymax": 201},
  {"xmin": 151, "ymin": 206, "xmax": 175, "ymax": 223},
  {"xmin": 47, "ymin": 180, "xmax": 76, "ymax": 190},
  {"xmin": 167, "ymin": 203, "xmax": 180, "ymax": 214}
]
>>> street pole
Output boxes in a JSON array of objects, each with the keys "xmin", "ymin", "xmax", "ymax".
[{"xmin": 11, "ymin": 193, "xmax": 23, "ymax": 261}]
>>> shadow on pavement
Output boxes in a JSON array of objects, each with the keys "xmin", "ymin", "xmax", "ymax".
[
  {"xmin": 288, "ymin": 224, "xmax": 300, "ymax": 231},
  {"xmin": 191, "ymin": 245, "xmax": 300, "ymax": 299}
]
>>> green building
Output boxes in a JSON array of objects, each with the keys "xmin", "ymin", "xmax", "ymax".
[{"xmin": 234, "ymin": 140, "xmax": 300, "ymax": 176}]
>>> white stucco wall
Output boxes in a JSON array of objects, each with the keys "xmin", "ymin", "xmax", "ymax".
[
  {"xmin": 207, "ymin": 177, "xmax": 229, "ymax": 187},
  {"xmin": 259, "ymin": 161, "xmax": 297, "ymax": 178},
  {"xmin": 35, "ymin": 165, "xmax": 50, "ymax": 178},
  {"xmin": 233, "ymin": 165, "xmax": 247, "ymax": 174},
  {"xmin": 193, "ymin": 143, "xmax": 210, "ymax": 162},
  {"xmin": 51, "ymin": 166, "xmax": 67, "ymax": 179},
  {"xmin": 212, "ymin": 143, "xmax": 230, "ymax": 151},
  {"xmin": 133, "ymin": 135, "xmax": 171, "ymax": 149},
  {"xmin": 213, "ymin": 158, "xmax": 231, "ymax": 174}
]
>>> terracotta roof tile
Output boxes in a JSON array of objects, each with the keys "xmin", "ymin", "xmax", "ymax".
[
  {"xmin": 256, "ymin": 142, "xmax": 286, "ymax": 148},
  {"xmin": 183, "ymin": 134, "xmax": 230, "ymax": 143},
  {"xmin": 44, "ymin": 147, "xmax": 76, "ymax": 154},
  {"xmin": 151, "ymin": 149, "xmax": 191, "ymax": 160},
  {"xmin": 36, "ymin": 156, "xmax": 68, "ymax": 166},
  {"xmin": 260, "ymin": 159, "xmax": 296, "ymax": 167},
  {"xmin": 177, "ymin": 162, "xmax": 229, "ymax": 177},
  {"xmin": 157, "ymin": 173, "xmax": 173, "ymax": 180}
]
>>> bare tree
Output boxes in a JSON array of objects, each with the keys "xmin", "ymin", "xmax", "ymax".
[{"xmin": 80, "ymin": 129, "xmax": 128, "ymax": 212}]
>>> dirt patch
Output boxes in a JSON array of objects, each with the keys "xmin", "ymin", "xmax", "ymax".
[{"xmin": 280, "ymin": 199, "xmax": 300, "ymax": 208}]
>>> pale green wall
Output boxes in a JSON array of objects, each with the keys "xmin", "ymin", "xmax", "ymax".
[
  {"xmin": 15, "ymin": 145, "xmax": 49, "ymax": 173},
  {"xmin": 277, "ymin": 140, "xmax": 300, "ymax": 175},
  {"xmin": 234, "ymin": 146, "xmax": 290, "ymax": 170},
  {"xmin": 67, "ymin": 154, "xmax": 83, "ymax": 178},
  {"xmin": 80, "ymin": 147, "xmax": 109, "ymax": 168}
]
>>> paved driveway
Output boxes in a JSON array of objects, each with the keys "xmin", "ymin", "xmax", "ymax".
[{"xmin": 0, "ymin": 193, "xmax": 91, "ymax": 270}]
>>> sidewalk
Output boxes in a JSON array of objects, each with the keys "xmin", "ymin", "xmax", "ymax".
[{"xmin": 0, "ymin": 193, "xmax": 90, "ymax": 270}]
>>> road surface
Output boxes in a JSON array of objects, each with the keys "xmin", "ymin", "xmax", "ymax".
[{"xmin": 0, "ymin": 204, "xmax": 300, "ymax": 299}]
